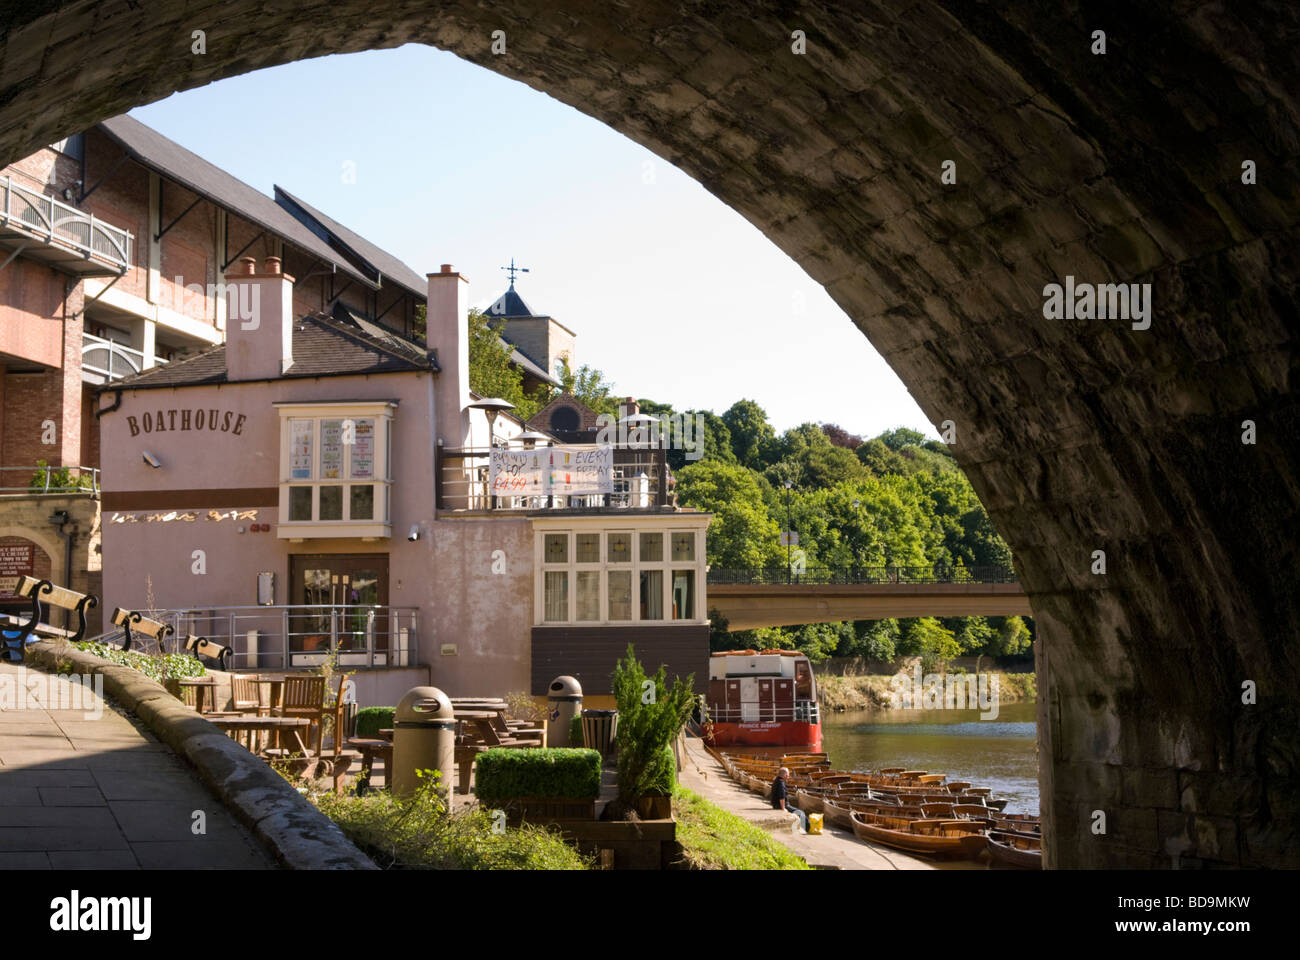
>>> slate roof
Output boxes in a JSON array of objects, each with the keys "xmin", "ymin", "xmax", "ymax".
[
  {"xmin": 275, "ymin": 187, "xmax": 426, "ymax": 299},
  {"xmin": 97, "ymin": 115, "xmax": 375, "ymax": 291},
  {"xmin": 105, "ymin": 313, "xmax": 437, "ymax": 390},
  {"xmin": 483, "ymin": 284, "xmax": 541, "ymax": 318}
]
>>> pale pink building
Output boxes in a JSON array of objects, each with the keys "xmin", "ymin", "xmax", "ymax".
[{"xmin": 99, "ymin": 259, "xmax": 710, "ymax": 706}]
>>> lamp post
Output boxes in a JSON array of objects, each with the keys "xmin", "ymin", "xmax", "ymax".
[{"xmin": 784, "ymin": 479, "xmax": 794, "ymax": 584}]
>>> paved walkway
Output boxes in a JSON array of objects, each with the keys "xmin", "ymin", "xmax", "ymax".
[
  {"xmin": 0, "ymin": 661, "xmax": 274, "ymax": 869},
  {"xmin": 678, "ymin": 736, "xmax": 983, "ymax": 870}
]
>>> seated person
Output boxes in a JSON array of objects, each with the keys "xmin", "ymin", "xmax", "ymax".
[{"xmin": 771, "ymin": 767, "xmax": 809, "ymax": 833}]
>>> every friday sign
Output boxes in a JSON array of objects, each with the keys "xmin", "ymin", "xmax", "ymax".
[{"xmin": 489, "ymin": 445, "xmax": 613, "ymax": 496}]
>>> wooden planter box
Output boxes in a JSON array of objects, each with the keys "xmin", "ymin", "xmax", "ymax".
[
  {"xmin": 635, "ymin": 794, "xmax": 672, "ymax": 820},
  {"xmin": 487, "ymin": 797, "xmax": 597, "ymax": 824}
]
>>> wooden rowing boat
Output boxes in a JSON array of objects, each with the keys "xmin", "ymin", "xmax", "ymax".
[
  {"xmin": 987, "ymin": 830, "xmax": 1041, "ymax": 868},
  {"xmin": 850, "ymin": 812, "xmax": 989, "ymax": 859}
]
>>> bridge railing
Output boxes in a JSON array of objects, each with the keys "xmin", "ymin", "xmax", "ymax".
[{"xmin": 706, "ymin": 565, "xmax": 1018, "ymax": 585}]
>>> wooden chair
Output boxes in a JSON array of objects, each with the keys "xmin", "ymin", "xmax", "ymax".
[
  {"xmin": 227, "ymin": 674, "xmax": 266, "ymax": 750},
  {"xmin": 1, "ymin": 577, "xmax": 98, "ymax": 662},
  {"xmin": 271, "ymin": 675, "xmax": 327, "ymax": 755}
]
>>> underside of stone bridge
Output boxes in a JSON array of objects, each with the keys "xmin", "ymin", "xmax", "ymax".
[{"xmin": 3, "ymin": 1, "xmax": 1297, "ymax": 867}]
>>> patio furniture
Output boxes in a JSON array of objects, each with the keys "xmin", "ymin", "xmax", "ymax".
[
  {"xmin": 209, "ymin": 716, "xmax": 313, "ymax": 757},
  {"xmin": 110, "ymin": 606, "xmax": 172, "ymax": 653},
  {"xmin": 271, "ymin": 675, "xmax": 327, "ymax": 755},
  {"xmin": 346, "ymin": 737, "xmax": 393, "ymax": 795},
  {"xmin": 176, "ymin": 678, "xmax": 218, "ymax": 715}
]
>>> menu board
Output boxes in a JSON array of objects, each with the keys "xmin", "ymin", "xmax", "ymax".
[
  {"xmin": 351, "ymin": 419, "xmax": 375, "ymax": 479},
  {"xmin": 289, "ymin": 420, "xmax": 314, "ymax": 480},
  {"xmin": 320, "ymin": 420, "xmax": 344, "ymax": 479},
  {"xmin": 0, "ymin": 543, "xmax": 35, "ymax": 599}
]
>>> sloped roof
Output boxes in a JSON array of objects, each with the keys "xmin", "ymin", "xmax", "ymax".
[
  {"xmin": 483, "ymin": 284, "xmax": 541, "ymax": 318},
  {"xmin": 105, "ymin": 313, "xmax": 437, "ymax": 390},
  {"xmin": 274, "ymin": 186, "xmax": 426, "ymax": 299},
  {"xmin": 97, "ymin": 115, "xmax": 375, "ymax": 290}
]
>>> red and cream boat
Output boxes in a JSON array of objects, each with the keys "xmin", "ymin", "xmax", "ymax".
[{"xmin": 703, "ymin": 649, "xmax": 822, "ymax": 749}]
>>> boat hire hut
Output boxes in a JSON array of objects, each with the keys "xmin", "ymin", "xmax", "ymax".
[{"xmin": 97, "ymin": 257, "xmax": 711, "ymax": 707}]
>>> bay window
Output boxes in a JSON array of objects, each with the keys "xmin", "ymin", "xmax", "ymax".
[{"xmin": 276, "ymin": 401, "xmax": 395, "ymax": 539}]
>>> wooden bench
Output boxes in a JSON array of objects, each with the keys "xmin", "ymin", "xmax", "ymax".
[
  {"xmin": 183, "ymin": 634, "xmax": 232, "ymax": 671},
  {"xmin": 110, "ymin": 606, "xmax": 172, "ymax": 653},
  {"xmin": 1, "ymin": 576, "xmax": 98, "ymax": 663}
]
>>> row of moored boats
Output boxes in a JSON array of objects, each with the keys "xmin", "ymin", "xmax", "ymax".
[{"xmin": 715, "ymin": 751, "xmax": 1042, "ymax": 868}]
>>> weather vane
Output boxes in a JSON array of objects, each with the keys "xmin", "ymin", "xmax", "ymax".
[{"xmin": 501, "ymin": 258, "xmax": 529, "ymax": 287}]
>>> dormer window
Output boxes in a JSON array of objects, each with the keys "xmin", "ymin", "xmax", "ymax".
[{"xmin": 275, "ymin": 401, "xmax": 395, "ymax": 539}]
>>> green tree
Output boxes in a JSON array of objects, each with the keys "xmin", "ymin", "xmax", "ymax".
[
  {"xmin": 721, "ymin": 399, "xmax": 776, "ymax": 469},
  {"xmin": 556, "ymin": 358, "xmax": 618, "ymax": 416},
  {"xmin": 675, "ymin": 460, "xmax": 782, "ymax": 569}
]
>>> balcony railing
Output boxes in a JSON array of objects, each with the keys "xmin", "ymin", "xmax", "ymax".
[
  {"xmin": 0, "ymin": 176, "xmax": 132, "ymax": 271},
  {"xmin": 0, "ymin": 464, "xmax": 99, "ymax": 496},
  {"xmin": 81, "ymin": 332, "xmax": 168, "ymax": 383},
  {"xmin": 437, "ymin": 445, "xmax": 673, "ymax": 511},
  {"xmin": 146, "ymin": 604, "xmax": 418, "ymax": 669}
]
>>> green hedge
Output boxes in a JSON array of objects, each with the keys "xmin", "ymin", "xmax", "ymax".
[
  {"xmin": 356, "ymin": 706, "xmax": 395, "ymax": 738},
  {"xmin": 475, "ymin": 748, "xmax": 601, "ymax": 803},
  {"xmin": 73, "ymin": 641, "xmax": 205, "ymax": 684}
]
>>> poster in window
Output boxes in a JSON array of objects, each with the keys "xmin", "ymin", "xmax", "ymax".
[
  {"xmin": 0, "ymin": 543, "xmax": 35, "ymax": 599},
  {"xmin": 290, "ymin": 420, "xmax": 314, "ymax": 480},
  {"xmin": 321, "ymin": 419, "xmax": 344, "ymax": 479},
  {"xmin": 351, "ymin": 419, "xmax": 375, "ymax": 479}
]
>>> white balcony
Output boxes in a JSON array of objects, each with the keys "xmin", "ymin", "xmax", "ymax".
[
  {"xmin": 81, "ymin": 332, "xmax": 167, "ymax": 385},
  {"xmin": 0, "ymin": 176, "xmax": 133, "ymax": 277}
]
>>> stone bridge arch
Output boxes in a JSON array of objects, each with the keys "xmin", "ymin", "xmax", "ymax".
[{"xmin": 3, "ymin": 1, "xmax": 1296, "ymax": 867}]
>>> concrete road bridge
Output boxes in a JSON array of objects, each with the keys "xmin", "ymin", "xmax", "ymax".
[
  {"xmin": 3, "ymin": 1, "xmax": 1297, "ymax": 868},
  {"xmin": 707, "ymin": 565, "xmax": 1030, "ymax": 629}
]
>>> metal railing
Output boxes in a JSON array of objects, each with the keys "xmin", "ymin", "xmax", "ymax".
[
  {"xmin": 707, "ymin": 565, "xmax": 1019, "ymax": 585},
  {"xmin": 82, "ymin": 332, "xmax": 168, "ymax": 383},
  {"xmin": 0, "ymin": 464, "xmax": 100, "ymax": 496},
  {"xmin": 706, "ymin": 701, "xmax": 821, "ymax": 724},
  {"xmin": 150, "ymin": 604, "xmax": 418, "ymax": 669},
  {"xmin": 438, "ymin": 445, "xmax": 671, "ymax": 511},
  {"xmin": 1, "ymin": 175, "xmax": 132, "ymax": 270}
]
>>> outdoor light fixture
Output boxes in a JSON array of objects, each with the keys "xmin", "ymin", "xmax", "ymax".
[
  {"xmin": 142, "ymin": 451, "xmax": 162, "ymax": 468},
  {"xmin": 408, "ymin": 524, "xmax": 421, "ymax": 542}
]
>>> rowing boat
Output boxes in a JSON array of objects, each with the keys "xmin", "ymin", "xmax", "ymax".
[
  {"xmin": 987, "ymin": 830, "xmax": 1042, "ymax": 868},
  {"xmin": 850, "ymin": 812, "xmax": 989, "ymax": 859}
]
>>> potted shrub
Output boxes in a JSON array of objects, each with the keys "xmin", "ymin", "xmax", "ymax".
[
  {"xmin": 474, "ymin": 747, "xmax": 602, "ymax": 823},
  {"xmin": 607, "ymin": 644, "xmax": 695, "ymax": 821}
]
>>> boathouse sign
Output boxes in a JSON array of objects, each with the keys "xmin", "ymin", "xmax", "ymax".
[{"xmin": 126, "ymin": 408, "xmax": 247, "ymax": 436}]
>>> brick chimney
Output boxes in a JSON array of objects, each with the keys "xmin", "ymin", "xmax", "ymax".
[
  {"xmin": 428, "ymin": 264, "xmax": 470, "ymax": 447},
  {"xmin": 224, "ymin": 256, "xmax": 295, "ymax": 381}
]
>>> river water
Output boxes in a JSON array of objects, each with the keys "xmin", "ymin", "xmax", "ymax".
[{"xmin": 820, "ymin": 701, "xmax": 1039, "ymax": 815}]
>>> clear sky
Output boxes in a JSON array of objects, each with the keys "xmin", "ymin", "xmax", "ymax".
[{"xmin": 130, "ymin": 44, "xmax": 934, "ymax": 440}]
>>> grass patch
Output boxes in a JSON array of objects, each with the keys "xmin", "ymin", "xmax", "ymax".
[
  {"xmin": 314, "ymin": 773, "xmax": 591, "ymax": 870},
  {"xmin": 672, "ymin": 786, "xmax": 810, "ymax": 870}
]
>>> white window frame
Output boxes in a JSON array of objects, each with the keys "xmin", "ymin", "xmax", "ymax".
[
  {"xmin": 532, "ymin": 518, "xmax": 709, "ymax": 626},
  {"xmin": 275, "ymin": 400, "xmax": 396, "ymax": 540}
]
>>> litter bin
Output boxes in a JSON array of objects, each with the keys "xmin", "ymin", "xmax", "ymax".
[
  {"xmin": 392, "ymin": 686, "xmax": 456, "ymax": 799},
  {"xmin": 546, "ymin": 676, "xmax": 583, "ymax": 747},
  {"xmin": 581, "ymin": 709, "xmax": 618, "ymax": 757}
]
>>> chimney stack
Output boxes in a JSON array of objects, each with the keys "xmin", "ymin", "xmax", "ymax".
[
  {"xmin": 428, "ymin": 265, "xmax": 471, "ymax": 447},
  {"xmin": 224, "ymin": 256, "xmax": 295, "ymax": 381}
]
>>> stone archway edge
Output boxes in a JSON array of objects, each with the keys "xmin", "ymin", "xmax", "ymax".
[{"xmin": 25, "ymin": 640, "xmax": 377, "ymax": 871}]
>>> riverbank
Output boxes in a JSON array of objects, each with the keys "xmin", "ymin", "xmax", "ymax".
[
  {"xmin": 818, "ymin": 670, "xmax": 1036, "ymax": 712},
  {"xmin": 676, "ymin": 737, "xmax": 982, "ymax": 870}
]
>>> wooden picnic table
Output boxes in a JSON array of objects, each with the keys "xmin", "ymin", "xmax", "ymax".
[
  {"xmin": 209, "ymin": 715, "xmax": 312, "ymax": 756},
  {"xmin": 176, "ymin": 677, "xmax": 216, "ymax": 715}
]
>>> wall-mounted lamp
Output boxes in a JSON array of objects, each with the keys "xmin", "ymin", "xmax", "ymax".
[
  {"xmin": 142, "ymin": 451, "xmax": 162, "ymax": 468},
  {"xmin": 408, "ymin": 524, "xmax": 421, "ymax": 542}
]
